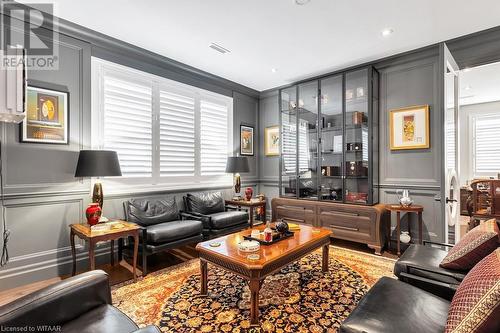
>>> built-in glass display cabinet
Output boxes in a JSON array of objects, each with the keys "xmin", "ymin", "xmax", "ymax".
[{"xmin": 279, "ymin": 66, "xmax": 379, "ymax": 205}]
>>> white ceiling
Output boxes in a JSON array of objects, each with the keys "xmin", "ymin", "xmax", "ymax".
[
  {"xmin": 21, "ymin": 0, "xmax": 500, "ymax": 91},
  {"xmin": 460, "ymin": 62, "xmax": 500, "ymax": 106}
]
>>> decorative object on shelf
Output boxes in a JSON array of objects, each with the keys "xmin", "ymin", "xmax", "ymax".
[
  {"xmin": 346, "ymin": 142, "xmax": 362, "ymax": 151},
  {"xmin": 75, "ymin": 150, "xmax": 122, "ymax": 211},
  {"xmin": 85, "ymin": 203, "xmax": 102, "ymax": 226},
  {"xmin": 264, "ymin": 125, "xmax": 279, "ymax": 156},
  {"xmin": 352, "ymin": 111, "xmax": 365, "ymax": 125},
  {"xmin": 345, "ymin": 191, "xmax": 368, "ymax": 203},
  {"xmin": 240, "ymin": 125, "xmax": 254, "ymax": 156},
  {"xmin": 346, "ymin": 89, "xmax": 354, "ymax": 100},
  {"xmin": 275, "ymin": 220, "xmax": 289, "ymax": 234},
  {"xmin": 237, "ymin": 240, "xmax": 260, "ymax": 252},
  {"xmin": 346, "ymin": 161, "xmax": 368, "ymax": 177},
  {"xmin": 257, "ymin": 193, "xmax": 265, "ymax": 201},
  {"xmin": 400, "ymin": 231, "xmax": 411, "ymax": 244},
  {"xmin": 390, "ymin": 105, "xmax": 430, "ymax": 150},
  {"xmin": 397, "ymin": 189, "xmax": 414, "ymax": 207},
  {"xmin": 21, "ymin": 84, "xmax": 69, "ymax": 144},
  {"xmin": 225, "ymin": 156, "xmax": 249, "ymax": 198},
  {"xmin": 244, "ymin": 187, "xmax": 253, "ymax": 201}
]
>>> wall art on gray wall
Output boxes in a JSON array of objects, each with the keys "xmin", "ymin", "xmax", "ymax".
[
  {"xmin": 240, "ymin": 124, "xmax": 254, "ymax": 156},
  {"xmin": 20, "ymin": 85, "xmax": 69, "ymax": 144}
]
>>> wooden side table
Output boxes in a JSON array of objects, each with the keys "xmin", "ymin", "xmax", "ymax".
[
  {"xmin": 225, "ymin": 198, "xmax": 267, "ymax": 227},
  {"xmin": 386, "ymin": 204, "xmax": 424, "ymax": 256},
  {"xmin": 70, "ymin": 221, "xmax": 140, "ymax": 281}
]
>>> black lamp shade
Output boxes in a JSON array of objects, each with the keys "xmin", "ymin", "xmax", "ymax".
[
  {"xmin": 75, "ymin": 150, "xmax": 122, "ymax": 177},
  {"xmin": 225, "ymin": 156, "xmax": 249, "ymax": 173}
]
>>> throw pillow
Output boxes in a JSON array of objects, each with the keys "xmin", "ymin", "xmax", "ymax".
[
  {"xmin": 440, "ymin": 219, "xmax": 499, "ymax": 270},
  {"xmin": 444, "ymin": 248, "xmax": 500, "ymax": 333}
]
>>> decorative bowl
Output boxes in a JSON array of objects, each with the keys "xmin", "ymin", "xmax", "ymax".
[{"xmin": 238, "ymin": 240, "xmax": 260, "ymax": 252}]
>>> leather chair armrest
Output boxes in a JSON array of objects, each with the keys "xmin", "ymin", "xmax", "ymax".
[
  {"xmin": 179, "ymin": 211, "xmax": 211, "ymax": 229},
  {"xmin": 0, "ymin": 270, "xmax": 111, "ymax": 328},
  {"xmin": 131, "ymin": 325, "xmax": 162, "ymax": 333},
  {"xmin": 399, "ymin": 272, "xmax": 457, "ymax": 301},
  {"xmin": 225, "ymin": 205, "xmax": 238, "ymax": 211},
  {"xmin": 423, "ymin": 240, "xmax": 455, "ymax": 249}
]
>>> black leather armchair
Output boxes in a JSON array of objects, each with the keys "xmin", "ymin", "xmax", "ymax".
[
  {"xmin": 182, "ymin": 191, "xmax": 249, "ymax": 238},
  {"xmin": 123, "ymin": 196, "xmax": 204, "ymax": 275},
  {"xmin": 394, "ymin": 241, "xmax": 467, "ymax": 300},
  {"xmin": 0, "ymin": 270, "xmax": 160, "ymax": 333},
  {"xmin": 339, "ymin": 277, "xmax": 450, "ymax": 333}
]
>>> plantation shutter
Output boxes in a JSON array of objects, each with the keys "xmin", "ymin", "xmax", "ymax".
[
  {"xmin": 102, "ymin": 74, "xmax": 153, "ymax": 177},
  {"xmin": 474, "ymin": 114, "xmax": 500, "ymax": 175},
  {"xmin": 200, "ymin": 99, "xmax": 228, "ymax": 175},
  {"xmin": 159, "ymin": 90, "xmax": 195, "ymax": 176}
]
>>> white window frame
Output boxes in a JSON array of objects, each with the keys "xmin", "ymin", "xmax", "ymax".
[
  {"xmin": 470, "ymin": 112, "xmax": 500, "ymax": 178},
  {"xmin": 91, "ymin": 57, "xmax": 233, "ymax": 194}
]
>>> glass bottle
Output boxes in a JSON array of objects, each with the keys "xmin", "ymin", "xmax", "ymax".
[{"xmin": 264, "ymin": 221, "xmax": 273, "ymax": 243}]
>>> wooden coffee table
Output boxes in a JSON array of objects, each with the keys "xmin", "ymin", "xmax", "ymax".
[{"xmin": 196, "ymin": 224, "xmax": 332, "ymax": 325}]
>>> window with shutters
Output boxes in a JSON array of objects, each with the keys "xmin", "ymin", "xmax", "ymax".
[
  {"xmin": 472, "ymin": 113, "xmax": 500, "ymax": 177},
  {"xmin": 91, "ymin": 58, "xmax": 233, "ymax": 192}
]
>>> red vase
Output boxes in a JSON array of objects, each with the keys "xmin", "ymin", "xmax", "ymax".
[
  {"xmin": 86, "ymin": 203, "xmax": 102, "ymax": 226},
  {"xmin": 245, "ymin": 187, "xmax": 253, "ymax": 201}
]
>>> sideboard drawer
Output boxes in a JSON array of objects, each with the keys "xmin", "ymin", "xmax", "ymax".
[
  {"xmin": 318, "ymin": 207, "xmax": 374, "ymax": 241},
  {"xmin": 275, "ymin": 203, "xmax": 316, "ymax": 226}
]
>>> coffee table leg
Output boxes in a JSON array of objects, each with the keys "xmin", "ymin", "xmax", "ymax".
[
  {"xmin": 200, "ymin": 259, "xmax": 208, "ymax": 296},
  {"xmin": 249, "ymin": 279, "xmax": 261, "ymax": 326},
  {"xmin": 322, "ymin": 244, "xmax": 329, "ymax": 272}
]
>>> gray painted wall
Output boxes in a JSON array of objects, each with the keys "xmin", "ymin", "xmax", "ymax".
[{"xmin": 0, "ymin": 14, "xmax": 259, "ymax": 291}]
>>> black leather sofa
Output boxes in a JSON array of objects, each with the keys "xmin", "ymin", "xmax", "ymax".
[
  {"xmin": 0, "ymin": 270, "xmax": 159, "ymax": 333},
  {"xmin": 339, "ymin": 277, "xmax": 450, "ymax": 333},
  {"xmin": 123, "ymin": 196, "xmax": 204, "ymax": 275},
  {"xmin": 394, "ymin": 241, "xmax": 466, "ymax": 300},
  {"xmin": 182, "ymin": 191, "xmax": 249, "ymax": 238}
]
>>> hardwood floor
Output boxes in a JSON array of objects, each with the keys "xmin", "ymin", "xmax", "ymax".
[{"xmin": 0, "ymin": 239, "xmax": 397, "ymax": 307}]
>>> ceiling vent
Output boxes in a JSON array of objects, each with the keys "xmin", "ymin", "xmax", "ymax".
[{"xmin": 209, "ymin": 43, "xmax": 230, "ymax": 54}]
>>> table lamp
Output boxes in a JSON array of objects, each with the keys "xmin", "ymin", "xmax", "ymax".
[
  {"xmin": 75, "ymin": 150, "xmax": 122, "ymax": 210},
  {"xmin": 225, "ymin": 156, "xmax": 249, "ymax": 199}
]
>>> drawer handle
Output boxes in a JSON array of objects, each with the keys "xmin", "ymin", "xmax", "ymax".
[
  {"xmin": 322, "ymin": 211, "xmax": 360, "ymax": 217},
  {"xmin": 282, "ymin": 217, "xmax": 305, "ymax": 223},
  {"xmin": 330, "ymin": 225, "xmax": 359, "ymax": 232},
  {"xmin": 280, "ymin": 205, "xmax": 306, "ymax": 211}
]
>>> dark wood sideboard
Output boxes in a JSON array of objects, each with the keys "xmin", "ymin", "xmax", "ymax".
[{"xmin": 271, "ymin": 198, "xmax": 389, "ymax": 255}]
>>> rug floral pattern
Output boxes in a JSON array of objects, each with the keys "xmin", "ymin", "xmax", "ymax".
[{"xmin": 112, "ymin": 246, "xmax": 395, "ymax": 332}]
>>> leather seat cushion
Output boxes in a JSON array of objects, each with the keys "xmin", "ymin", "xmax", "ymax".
[
  {"xmin": 394, "ymin": 244, "xmax": 466, "ymax": 284},
  {"xmin": 62, "ymin": 305, "xmax": 138, "ymax": 333},
  {"xmin": 340, "ymin": 277, "xmax": 450, "ymax": 333},
  {"xmin": 144, "ymin": 220, "xmax": 203, "ymax": 243},
  {"xmin": 127, "ymin": 197, "xmax": 180, "ymax": 226},
  {"xmin": 186, "ymin": 192, "xmax": 225, "ymax": 215},
  {"xmin": 210, "ymin": 211, "xmax": 248, "ymax": 229}
]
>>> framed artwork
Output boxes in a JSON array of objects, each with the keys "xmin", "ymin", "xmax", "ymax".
[
  {"xmin": 21, "ymin": 85, "xmax": 69, "ymax": 144},
  {"xmin": 264, "ymin": 125, "xmax": 279, "ymax": 156},
  {"xmin": 240, "ymin": 125, "xmax": 254, "ymax": 156},
  {"xmin": 390, "ymin": 105, "xmax": 429, "ymax": 150}
]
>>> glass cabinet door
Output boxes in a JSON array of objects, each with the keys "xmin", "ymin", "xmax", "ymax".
[
  {"xmin": 280, "ymin": 86, "xmax": 298, "ymax": 198},
  {"xmin": 319, "ymin": 75, "xmax": 343, "ymax": 201},
  {"xmin": 345, "ymin": 69, "xmax": 369, "ymax": 204},
  {"xmin": 297, "ymin": 81, "xmax": 319, "ymax": 199}
]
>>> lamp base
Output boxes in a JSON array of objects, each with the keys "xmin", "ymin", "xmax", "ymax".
[{"xmin": 92, "ymin": 181, "xmax": 103, "ymax": 208}]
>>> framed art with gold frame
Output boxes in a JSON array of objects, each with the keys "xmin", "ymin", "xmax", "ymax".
[
  {"xmin": 264, "ymin": 125, "xmax": 279, "ymax": 156},
  {"xmin": 390, "ymin": 105, "xmax": 429, "ymax": 150}
]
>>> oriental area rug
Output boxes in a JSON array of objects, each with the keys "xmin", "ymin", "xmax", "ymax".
[{"xmin": 112, "ymin": 246, "xmax": 395, "ymax": 333}]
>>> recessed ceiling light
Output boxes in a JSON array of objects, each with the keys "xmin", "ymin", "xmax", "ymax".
[
  {"xmin": 381, "ymin": 28, "xmax": 394, "ymax": 37},
  {"xmin": 294, "ymin": 0, "xmax": 311, "ymax": 5},
  {"xmin": 209, "ymin": 43, "xmax": 230, "ymax": 54},
  {"xmin": 271, "ymin": 68, "xmax": 277, "ymax": 73},
  {"xmin": 464, "ymin": 85, "xmax": 472, "ymax": 91}
]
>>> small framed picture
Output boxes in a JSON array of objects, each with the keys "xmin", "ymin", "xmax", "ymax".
[
  {"xmin": 21, "ymin": 85, "xmax": 69, "ymax": 144},
  {"xmin": 264, "ymin": 125, "xmax": 279, "ymax": 156},
  {"xmin": 240, "ymin": 125, "xmax": 254, "ymax": 156},
  {"xmin": 390, "ymin": 105, "xmax": 430, "ymax": 150}
]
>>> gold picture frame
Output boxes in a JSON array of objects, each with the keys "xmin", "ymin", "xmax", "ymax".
[
  {"xmin": 390, "ymin": 105, "xmax": 430, "ymax": 150},
  {"xmin": 264, "ymin": 125, "xmax": 280, "ymax": 156}
]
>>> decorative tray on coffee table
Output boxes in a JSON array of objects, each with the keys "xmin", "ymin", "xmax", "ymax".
[{"xmin": 243, "ymin": 230, "xmax": 294, "ymax": 245}]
